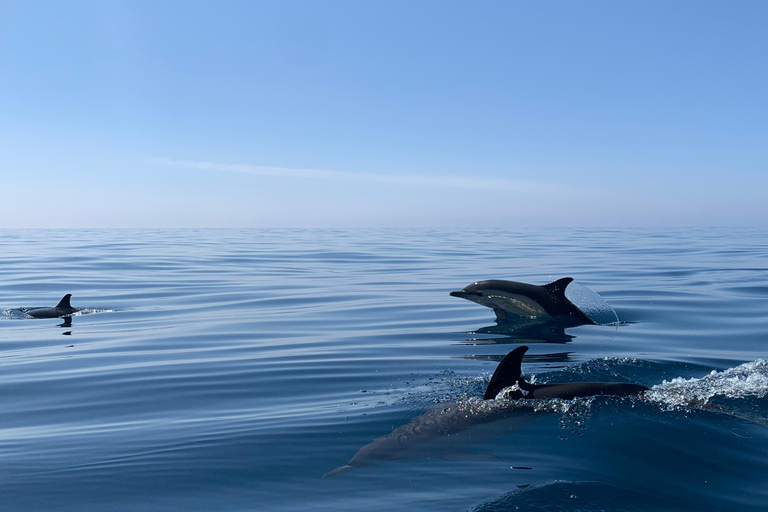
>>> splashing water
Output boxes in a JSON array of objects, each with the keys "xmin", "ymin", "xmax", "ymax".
[{"xmin": 645, "ymin": 359, "xmax": 768, "ymax": 409}]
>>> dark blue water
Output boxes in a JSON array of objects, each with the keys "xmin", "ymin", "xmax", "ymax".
[{"xmin": 1, "ymin": 228, "xmax": 768, "ymax": 511}]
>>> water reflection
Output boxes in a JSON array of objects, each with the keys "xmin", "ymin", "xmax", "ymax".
[
  {"xmin": 459, "ymin": 320, "xmax": 576, "ymax": 345},
  {"xmin": 459, "ymin": 352, "xmax": 573, "ymax": 365},
  {"xmin": 57, "ymin": 316, "xmax": 73, "ymax": 335}
]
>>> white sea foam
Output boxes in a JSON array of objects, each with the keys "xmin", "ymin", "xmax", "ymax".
[{"xmin": 645, "ymin": 359, "xmax": 768, "ymax": 409}]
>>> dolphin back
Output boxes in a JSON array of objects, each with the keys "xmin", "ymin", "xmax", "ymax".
[
  {"xmin": 529, "ymin": 382, "xmax": 649, "ymax": 400},
  {"xmin": 541, "ymin": 278, "xmax": 596, "ymax": 325}
]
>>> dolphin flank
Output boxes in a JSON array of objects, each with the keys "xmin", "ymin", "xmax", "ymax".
[
  {"xmin": 324, "ymin": 345, "xmax": 649, "ymax": 477},
  {"xmin": 450, "ymin": 277, "xmax": 595, "ymax": 325},
  {"xmin": 26, "ymin": 294, "xmax": 80, "ymax": 319}
]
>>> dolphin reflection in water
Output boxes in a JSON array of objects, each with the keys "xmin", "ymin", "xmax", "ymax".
[{"xmin": 324, "ymin": 346, "xmax": 648, "ymax": 477}]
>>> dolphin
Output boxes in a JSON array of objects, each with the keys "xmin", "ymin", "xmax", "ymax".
[
  {"xmin": 450, "ymin": 277, "xmax": 595, "ymax": 325},
  {"xmin": 483, "ymin": 346, "xmax": 649, "ymax": 400},
  {"xmin": 26, "ymin": 294, "xmax": 80, "ymax": 319},
  {"xmin": 324, "ymin": 345, "xmax": 648, "ymax": 477}
]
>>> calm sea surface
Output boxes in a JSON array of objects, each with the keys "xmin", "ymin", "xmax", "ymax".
[{"xmin": 2, "ymin": 228, "xmax": 768, "ymax": 511}]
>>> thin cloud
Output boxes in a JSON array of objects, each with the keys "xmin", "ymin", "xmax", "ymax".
[{"xmin": 155, "ymin": 158, "xmax": 583, "ymax": 194}]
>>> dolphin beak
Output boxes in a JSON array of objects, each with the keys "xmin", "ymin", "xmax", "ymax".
[{"xmin": 450, "ymin": 290, "xmax": 481, "ymax": 298}]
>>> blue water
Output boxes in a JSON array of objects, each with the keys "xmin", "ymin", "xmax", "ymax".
[{"xmin": 1, "ymin": 228, "xmax": 768, "ymax": 511}]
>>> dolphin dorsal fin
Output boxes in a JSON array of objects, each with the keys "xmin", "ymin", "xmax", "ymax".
[
  {"xmin": 542, "ymin": 277, "xmax": 573, "ymax": 297},
  {"xmin": 483, "ymin": 345, "xmax": 528, "ymax": 399},
  {"xmin": 56, "ymin": 294, "xmax": 72, "ymax": 309}
]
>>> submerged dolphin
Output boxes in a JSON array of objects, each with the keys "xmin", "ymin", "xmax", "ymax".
[
  {"xmin": 26, "ymin": 294, "xmax": 80, "ymax": 319},
  {"xmin": 450, "ymin": 277, "xmax": 595, "ymax": 325},
  {"xmin": 324, "ymin": 346, "xmax": 648, "ymax": 477}
]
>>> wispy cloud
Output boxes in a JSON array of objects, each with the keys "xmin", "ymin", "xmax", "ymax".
[{"xmin": 155, "ymin": 158, "xmax": 583, "ymax": 195}]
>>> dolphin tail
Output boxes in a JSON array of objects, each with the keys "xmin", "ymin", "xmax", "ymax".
[
  {"xmin": 484, "ymin": 345, "xmax": 529, "ymax": 399},
  {"xmin": 323, "ymin": 464, "xmax": 355, "ymax": 478},
  {"xmin": 56, "ymin": 294, "xmax": 73, "ymax": 309}
]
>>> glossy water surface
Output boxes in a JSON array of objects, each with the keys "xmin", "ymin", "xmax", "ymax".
[{"xmin": 1, "ymin": 228, "xmax": 768, "ymax": 511}]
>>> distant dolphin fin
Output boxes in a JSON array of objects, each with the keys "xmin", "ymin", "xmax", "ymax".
[
  {"xmin": 484, "ymin": 345, "xmax": 528, "ymax": 399},
  {"xmin": 542, "ymin": 277, "xmax": 573, "ymax": 297},
  {"xmin": 56, "ymin": 294, "xmax": 73, "ymax": 309}
]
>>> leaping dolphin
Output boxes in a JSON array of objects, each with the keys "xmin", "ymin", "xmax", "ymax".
[
  {"xmin": 324, "ymin": 345, "xmax": 648, "ymax": 477},
  {"xmin": 26, "ymin": 294, "xmax": 80, "ymax": 319},
  {"xmin": 450, "ymin": 277, "xmax": 595, "ymax": 325}
]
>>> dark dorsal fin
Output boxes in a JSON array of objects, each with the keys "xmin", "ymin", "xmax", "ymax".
[
  {"xmin": 484, "ymin": 345, "xmax": 528, "ymax": 399},
  {"xmin": 542, "ymin": 277, "xmax": 573, "ymax": 297},
  {"xmin": 56, "ymin": 294, "xmax": 72, "ymax": 309}
]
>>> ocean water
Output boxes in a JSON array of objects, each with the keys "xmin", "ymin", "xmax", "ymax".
[{"xmin": 1, "ymin": 228, "xmax": 768, "ymax": 511}]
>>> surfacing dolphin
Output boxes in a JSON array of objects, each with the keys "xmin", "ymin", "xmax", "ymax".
[
  {"xmin": 483, "ymin": 346, "xmax": 649, "ymax": 400},
  {"xmin": 324, "ymin": 346, "xmax": 648, "ymax": 477},
  {"xmin": 26, "ymin": 294, "xmax": 80, "ymax": 319},
  {"xmin": 450, "ymin": 277, "xmax": 595, "ymax": 325}
]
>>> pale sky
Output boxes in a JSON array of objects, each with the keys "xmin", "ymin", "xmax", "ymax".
[{"xmin": 1, "ymin": 1, "xmax": 766, "ymax": 227}]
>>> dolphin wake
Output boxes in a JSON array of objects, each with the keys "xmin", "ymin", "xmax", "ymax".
[{"xmin": 645, "ymin": 359, "xmax": 768, "ymax": 409}]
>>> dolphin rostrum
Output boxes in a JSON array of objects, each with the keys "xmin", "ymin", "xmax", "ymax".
[
  {"xmin": 26, "ymin": 294, "xmax": 80, "ymax": 319},
  {"xmin": 324, "ymin": 345, "xmax": 648, "ymax": 477},
  {"xmin": 450, "ymin": 277, "xmax": 595, "ymax": 325}
]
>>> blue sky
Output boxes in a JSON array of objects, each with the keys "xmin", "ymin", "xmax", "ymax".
[{"xmin": 1, "ymin": 1, "xmax": 766, "ymax": 227}]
